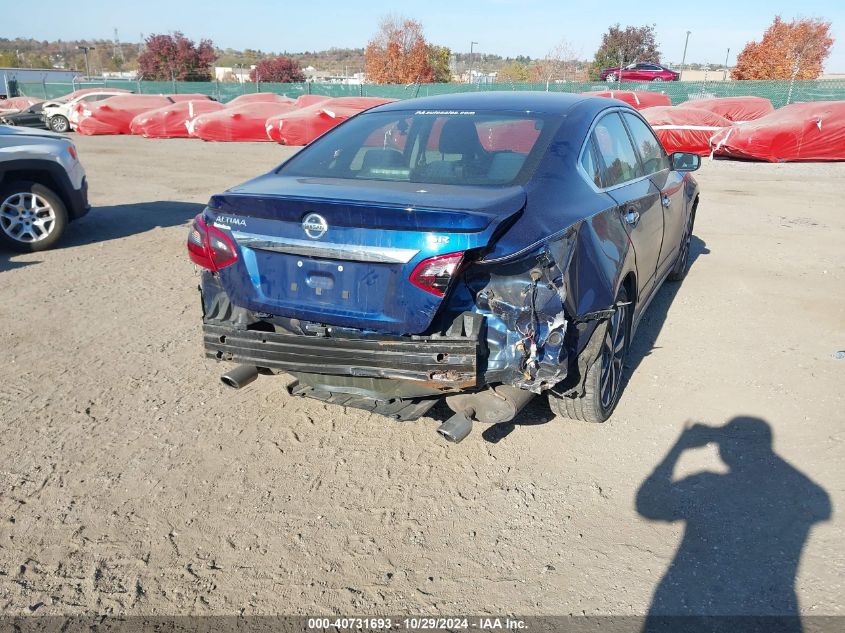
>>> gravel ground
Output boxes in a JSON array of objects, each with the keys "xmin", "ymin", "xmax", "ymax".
[{"xmin": 0, "ymin": 135, "xmax": 842, "ymax": 617}]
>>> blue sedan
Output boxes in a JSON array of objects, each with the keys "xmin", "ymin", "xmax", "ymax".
[{"xmin": 188, "ymin": 92, "xmax": 701, "ymax": 443}]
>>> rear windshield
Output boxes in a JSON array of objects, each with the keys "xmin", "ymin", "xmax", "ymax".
[{"xmin": 280, "ymin": 110, "xmax": 558, "ymax": 186}]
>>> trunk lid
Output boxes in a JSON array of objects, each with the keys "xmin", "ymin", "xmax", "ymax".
[{"xmin": 208, "ymin": 174, "xmax": 525, "ymax": 334}]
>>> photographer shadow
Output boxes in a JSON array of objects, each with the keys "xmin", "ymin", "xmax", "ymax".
[{"xmin": 637, "ymin": 417, "xmax": 832, "ymax": 632}]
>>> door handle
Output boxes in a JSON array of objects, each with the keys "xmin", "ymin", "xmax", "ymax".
[
  {"xmin": 623, "ymin": 209, "xmax": 640, "ymax": 227},
  {"xmin": 661, "ymin": 195, "xmax": 671, "ymax": 208}
]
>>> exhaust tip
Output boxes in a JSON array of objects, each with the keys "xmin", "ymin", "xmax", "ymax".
[
  {"xmin": 220, "ymin": 365, "xmax": 259, "ymax": 389},
  {"xmin": 437, "ymin": 412, "xmax": 473, "ymax": 444}
]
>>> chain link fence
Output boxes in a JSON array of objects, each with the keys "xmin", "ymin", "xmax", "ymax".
[{"xmin": 15, "ymin": 78, "xmax": 845, "ymax": 109}]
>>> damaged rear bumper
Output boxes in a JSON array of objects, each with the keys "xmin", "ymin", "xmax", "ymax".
[{"xmin": 203, "ymin": 313, "xmax": 483, "ymax": 391}]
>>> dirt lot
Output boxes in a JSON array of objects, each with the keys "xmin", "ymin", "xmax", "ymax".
[{"xmin": 0, "ymin": 135, "xmax": 842, "ymax": 617}]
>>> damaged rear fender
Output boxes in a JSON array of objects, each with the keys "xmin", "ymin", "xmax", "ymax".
[{"xmin": 463, "ymin": 209, "xmax": 635, "ymax": 392}]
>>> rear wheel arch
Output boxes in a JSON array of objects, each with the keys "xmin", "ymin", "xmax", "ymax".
[{"xmin": 621, "ymin": 271, "xmax": 637, "ymax": 311}]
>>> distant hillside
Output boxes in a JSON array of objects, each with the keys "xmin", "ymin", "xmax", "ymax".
[{"xmin": 2, "ymin": 37, "xmax": 595, "ymax": 81}]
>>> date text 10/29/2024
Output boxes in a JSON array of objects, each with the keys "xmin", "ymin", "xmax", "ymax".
[{"xmin": 307, "ymin": 617, "xmax": 528, "ymax": 630}]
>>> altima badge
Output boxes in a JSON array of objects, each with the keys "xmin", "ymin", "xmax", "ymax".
[{"xmin": 302, "ymin": 213, "xmax": 328, "ymax": 239}]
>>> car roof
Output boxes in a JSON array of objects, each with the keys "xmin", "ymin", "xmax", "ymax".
[{"xmin": 371, "ymin": 91, "xmax": 614, "ymax": 116}]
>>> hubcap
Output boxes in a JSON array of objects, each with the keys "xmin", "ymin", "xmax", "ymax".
[
  {"xmin": 0, "ymin": 192, "xmax": 56, "ymax": 243},
  {"xmin": 51, "ymin": 117, "xmax": 68, "ymax": 132},
  {"xmin": 599, "ymin": 303, "xmax": 628, "ymax": 410}
]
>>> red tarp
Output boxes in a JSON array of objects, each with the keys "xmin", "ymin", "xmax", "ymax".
[
  {"xmin": 129, "ymin": 99, "xmax": 225, "ymax": 138},
  {"xmin": 710, "ymin": 101, "xmax": 845, "ymax": 162},
  {"xmin": 582, "ymin": 90, "xmax": 671, "ymax": 110},
  {"xmin": 72, "ymin": 95, "xmax": 174, "ymax": 135},
  {"xmin": 641, "ymin": 106, "xmax": 732, "ymax": 156},
  {"xmin": 224, "ymin": 93, "xmax": 295, "ymax": 107},
  {"xmin": 678, "ymin": 96, "xmax": 774, "ymax": 122},
  {"xmin": 294, "ymin": 94, "xmax": 332, "ymax": 108},
  {"xmin": 190, "ymin": 101, "xmax": 299, "ymax": 141},
  {"xmin": 55, "ymin": 87, "xmax": 130, "ymax": 102},
  {"xmin": 266, "ymin": 97, "xmax": 396, "ymax": 145},
  {"xmin": 167, "ymin": 93, "xmax": 214, "ymax": 103},
  {"xmin": 0, "ymin": 96, "xmax": 44, "ymax": 113}
]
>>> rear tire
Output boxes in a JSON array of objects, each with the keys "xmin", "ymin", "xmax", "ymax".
[
  {"xmin": 49, "ymin": 115, "xmax": 70, "ymax": 133},
  {"xmin": 668, "ymin": 209, "xmax": 696, "ymax": 282},
  {"xmin": 0, "ymin": 181, "xmax": 68, "ymax": 252},
  {"xmin": 548, "ymin": 287, "xmax": 631, "ymax": 423},
  {"xmin": 652, "ymin": 77, "xmax": 664, "ymax": 82},
  {"xmin": 605, "ymin": 74, "xmax": 617, "ymax": 83}
]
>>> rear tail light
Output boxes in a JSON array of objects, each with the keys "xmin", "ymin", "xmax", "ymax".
[
  {"xmin": 410, "ymin": 251, "xmax": 465, "ymax": 296},
  {"xmin": 187, "ymin": 214, "xmax": 238, "ymax": 271}
]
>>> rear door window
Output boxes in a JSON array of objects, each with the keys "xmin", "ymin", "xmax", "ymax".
[
  {"xmin": 580, "ymin": 138, "xmax": 603, "ymax": 188},
  {"xmin": 592, "ymin": 112, "xmax": 642, "ymax": 188},
  {"xmin": 622, "ymin": 112, "xmax": 670, "ymax": 175}
]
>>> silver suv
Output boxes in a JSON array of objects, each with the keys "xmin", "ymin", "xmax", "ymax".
[{"xmin": 0, "ymin": 125, "xmax": 89, "ymax": 251}]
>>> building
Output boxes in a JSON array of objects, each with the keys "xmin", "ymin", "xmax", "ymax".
[
  {"xmin": 214, "ymin": 66, "xmax": 255, "ymax": 83},
  {"xmin": 1, "ymin": 67, "xmax": 83, "ymax": 98}
]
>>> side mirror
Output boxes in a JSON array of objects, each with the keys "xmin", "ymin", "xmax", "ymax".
[{"xmin": 671, "ymin": 152, "xmax": 701, "ymax": 172}]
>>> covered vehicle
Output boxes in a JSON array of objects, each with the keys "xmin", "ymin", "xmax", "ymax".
[
  {"xmin": 582, "ymin": 90, "xmax": 671, "ymax": 110},
  {"xmin": 642, "ymin": 106, "xmax": 732, "ymax": 156},
  {"xmin": 72, "ymin": 94, "xmax": 174, "ymax": 135},
  {"xmin": 190, "ymin": 93, "xmax": 701, "ymax": 442},
  {"xmin": 265, "ymin": 97, "xmax": 396, "ymax": 145},
  {"xmin": 130, "ymin": 99, "xmax": 225, "ymax": 138},
  {"xmin": 710, "ymin": 101, "xmax": 845, "ymax": 162},
  {"xmin": 0, "ymin": 97, "xmax": 44, "ymax": 114},
  {"xmin": 189, "ymin": 101, "xmax": 298, "ymax": 141},
  {"xmin": 167, "ymin": 93, "xmax": 214, "ymax": 102},
  {"xmin": 677, "ymin": 96, "xmax": 774, "ymax": 122},
  {"xmin": 0, "ymin": 102, "xmax": 48, "ymax": 129},
  {"xmin": 41, "ymin": 89, "xmax": 133, "ymax": 133},
  {"xmin": 224, "ymin": 93, "xmax": 294, "ymax": 108}
]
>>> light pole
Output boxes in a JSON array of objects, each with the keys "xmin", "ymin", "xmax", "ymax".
[
  {"xmin": 723, "ymin": 47, "xmax": 730, "ymax": 81},
  {"xmin": 468, "ymin": 41, "xmax": 478, "ymax": 84},
  {"xmin": 77, "ymin": 45, "xmax": 95, "ymax": 78},
  {"xmin": 679, "ymin": 31, "xmax": 691, "ymax": 80}
]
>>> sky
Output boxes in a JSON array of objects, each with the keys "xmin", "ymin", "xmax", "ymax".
[{"xmin": 1, "ymin": 0, "xmax": 842, "ymax": 72}]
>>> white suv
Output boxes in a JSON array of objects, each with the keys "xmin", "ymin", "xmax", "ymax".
[{"xmin": 41, "ymin": 90, "xmax": 130, "ymax": 133}]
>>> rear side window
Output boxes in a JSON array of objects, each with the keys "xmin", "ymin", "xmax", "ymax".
[
  {"xmin": 580, "ymin": 138, "xmax": 603, "ymax": 188},
  {"xmin": 592, "ymin": 113, "xmax": 642, "ymax": 188},
  {"xmin": 623, "ymin": 112, "xmax": 670, "ymax": 175}
]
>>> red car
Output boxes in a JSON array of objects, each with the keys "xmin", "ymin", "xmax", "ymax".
[{"xmin": 600, "ymin": 62, "xmax": 679, "ymax": 83}]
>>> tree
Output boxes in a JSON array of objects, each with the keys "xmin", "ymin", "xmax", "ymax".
[
  {"xmin": 249, "ymin": 56, "xmax": 305, "ymax": 83},
  {"xmin": 732, "ymin": 16, "xmax": 833, "ymax": 80},
  {"xmin": 497, "ymin": 61, "xmax": 532, "ymax": 83},
  {"xmin": 364, "ymin": 15, "xmax": 435, "ymax": 84},
  {"xmin": 590, "ymin": 24, "xmax": 660, "ymax": 80},
  {"xmin": 138, "ymin": 32, "xmax": 215, "ymax": 81},
  {"xmin": 428, "ymin": 45, "xmax": 451, "ymax": 83},
  {"xmin": 0, "ymin": 50, "xmax": 20, "ymax": 67},
  {"xmin": 532, "ymin": 40, "xmax": 578, "ymax": 87}
]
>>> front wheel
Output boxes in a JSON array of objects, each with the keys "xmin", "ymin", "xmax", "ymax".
[
  {"xmin": 605, "ymin": 73, "xmax": 617, "ymax": 83},
  {"xmin": 49, "ymin": 115, "xmax": 70, "ymax": 133},
  {"xmin": 549, "ymin": 287, "xmax": 631, "ymax": 423},
  {"xmin": 652, "ymin": 77, "xmax": 664, "ymax": 82},
  {"xmin": 0, "ymin": 181, "xmax": 69, "ymax": 252}
]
